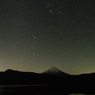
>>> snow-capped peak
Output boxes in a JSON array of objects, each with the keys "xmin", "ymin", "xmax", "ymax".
[{"xmin": 42, "ymin": 67, "xmax": 68, "ymax": 76}]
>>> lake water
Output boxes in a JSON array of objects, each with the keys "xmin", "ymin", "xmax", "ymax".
[
  {"xmin": 0, "ymin": 89, "xmax": 94, "ymax": 95},
  {"xmin": 0, "ymin": 85, "xmax": 94, "ymax": 95}
]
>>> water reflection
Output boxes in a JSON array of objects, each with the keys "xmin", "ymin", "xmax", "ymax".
[
  {"xmin": 69, "ymin": 93, "xmax": 95, "ymax": 95},
  {"xmin": 69, "ymin": 93, "xmax": 87, "ymax": 95}
]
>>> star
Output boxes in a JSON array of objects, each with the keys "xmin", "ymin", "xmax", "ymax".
[
  {"xmin": 50, "ymin": 9, "xmax": 53, "ymax": 13},
  {"xmin": 33, "ymin": 36, "xmax": 36, "ymax": 39},
  {"xmin": 59, "ymin": 12, "xmax": 61, "ymax": 14}
]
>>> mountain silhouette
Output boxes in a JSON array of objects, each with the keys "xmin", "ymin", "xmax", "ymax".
[
  {"xmin": 0, "ymin": 68, "xmax": 95, "ymax": 93},
  {"xmin": 5, "ymin": 69, "xmax": 20, "ymax": 73},
  {"xmin": 42, "ymin": 67, "xmax": 69, "ymax": 76}
]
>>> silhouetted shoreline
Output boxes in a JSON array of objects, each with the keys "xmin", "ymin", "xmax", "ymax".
[{"xmin": 0, "ymin": 69, "xmax": 95, "ymax": 94}]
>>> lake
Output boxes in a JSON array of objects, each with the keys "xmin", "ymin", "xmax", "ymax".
[{"xmin": 0, "ymin": 85, "xmax": 94, "ymax": 95}]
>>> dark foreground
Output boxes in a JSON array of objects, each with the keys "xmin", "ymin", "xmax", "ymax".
[
  {"xmin": 0, "ymin": 85, "xmax": 95, "ymax": 95},
  {"xmin": 1, "ymin": 69, "xmax": 95, "ymax": 94},
  {"xmin": 0, "ymin": 86, "xmax": 69, "ymax": 95}
]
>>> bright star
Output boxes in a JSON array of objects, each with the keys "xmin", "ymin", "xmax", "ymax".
[{"xmin": 33, "ymin": 37, "xmax": 36, "ymax": 39}]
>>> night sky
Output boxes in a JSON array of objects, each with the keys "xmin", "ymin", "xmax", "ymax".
[{"xmin": 0, "ymin": 0, "xmax": 95, "ymax": 74}]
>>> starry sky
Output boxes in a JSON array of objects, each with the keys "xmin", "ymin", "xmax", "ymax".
[{"xmin": 0, "ymin": 0, "xmax": 95, "ymax": 74}]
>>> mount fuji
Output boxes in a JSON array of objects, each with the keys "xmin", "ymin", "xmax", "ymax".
[{"xmin": 42, "ymin": 67, "xmax": 69, "ymax": 76}]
